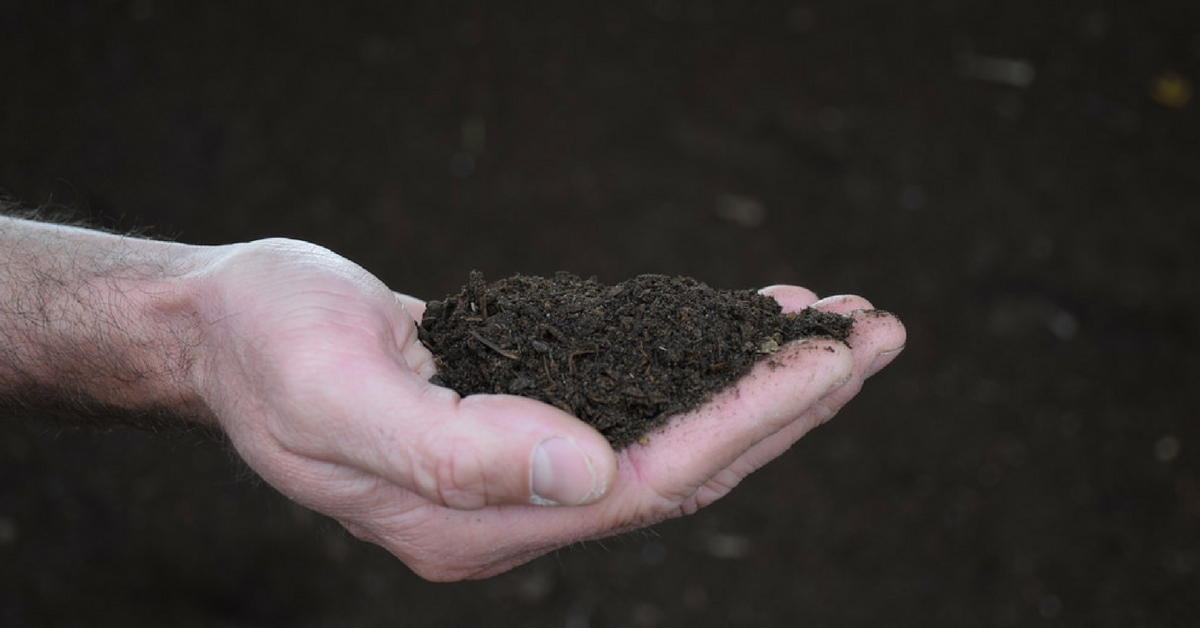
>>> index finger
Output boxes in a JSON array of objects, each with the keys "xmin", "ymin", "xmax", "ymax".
[{"xmin": 619, "ymin": 337, "xmax": 855, "ymax": 503}]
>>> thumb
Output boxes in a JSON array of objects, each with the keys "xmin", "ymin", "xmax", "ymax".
[{"xmin": 355, "ymin": 384, "xmax": 618, "ymax": 510}]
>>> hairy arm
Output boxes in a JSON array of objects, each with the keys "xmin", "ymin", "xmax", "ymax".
[{"xmin": 0, "ymin": 212, "xmax": 214, "ymax": 430}]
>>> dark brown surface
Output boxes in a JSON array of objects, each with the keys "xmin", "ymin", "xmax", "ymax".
[
  {"xmin": 418, "ymin": 272, "xmax": 852, "ymax": 448},
  {"xmin": 1, "ymin": 1, "xmax": 1198, "ymax": 627}
]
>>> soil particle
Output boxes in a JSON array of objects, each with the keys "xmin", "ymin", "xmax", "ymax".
[{"xmin": 417, "ymin": 272, "xmax": 854, "ymax": 449}]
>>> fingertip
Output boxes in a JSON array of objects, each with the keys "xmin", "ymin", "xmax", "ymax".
[
  {"xmin": 815, "ymin": 338, "xmax": 856, "ymax": 392},
  {"xmin": 866, "ymin": 345, "xmax": 905, "ymax": 378},
  {"xmin": 535, "ymin": 404, "xmax": 618, "ymax": 506},
  {"xmin": 575, "ymin": 428, "xmax": 618, "ymax": 502},
  {"xmin": 849, "ymin": 310, "xmax": 906, "ymax": 378},
  {"xmin": 395, "ymin": 292, "xmax": 427, "ymax": 321},
  {"xmin": 530, "ymin": 434, "xmax": 615, "ymax": 506},
  {"xmin": 811, "ymin": 294, "xmax": 875, "ymax": 314},
  {"xmin": 759, "ymin": 285, "xmax": 820, "ymax": 312}
]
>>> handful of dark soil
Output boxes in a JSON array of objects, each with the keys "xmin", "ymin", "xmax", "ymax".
[{"xmin": 417, "ymin": 272, "xmax": 853, "ymax": 449}]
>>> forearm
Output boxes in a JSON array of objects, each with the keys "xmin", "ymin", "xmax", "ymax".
[{"xmin": 0, "ymin": 214, "xmax": 217, "ymax": 429}]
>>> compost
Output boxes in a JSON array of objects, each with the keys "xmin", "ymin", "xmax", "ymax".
[{"xmin": 418, "ymin": 272, "xmax": 854, "ymax": 448}]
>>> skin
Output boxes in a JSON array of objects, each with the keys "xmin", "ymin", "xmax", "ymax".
[{"xmin": 0, "ymin": 215, "xmax": 906, "ymax": 581}]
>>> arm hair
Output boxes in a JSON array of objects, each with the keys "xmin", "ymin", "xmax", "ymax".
[{"xmin": 0, "ymin": 197, "xmax": 219, "ymax": 436}]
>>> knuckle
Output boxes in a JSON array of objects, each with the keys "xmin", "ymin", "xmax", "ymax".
[{"xmin": 424, "ymin": 433, "xmax": 490, "ymax": 510}]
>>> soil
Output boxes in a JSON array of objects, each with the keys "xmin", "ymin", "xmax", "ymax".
[{"xmin": 418, "ymin": 272, "xmax": 853, "ymax": 448}]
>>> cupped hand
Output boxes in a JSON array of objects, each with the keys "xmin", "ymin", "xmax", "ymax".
[{"xmin": 198, "ymin": 239, "xmax": 905, "ymax": 581}]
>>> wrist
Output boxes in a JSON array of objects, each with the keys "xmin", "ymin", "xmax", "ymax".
[
  {"xmin": 0, "ymin": 217, "xmax": 223, "ymax": 429},
  {"xmin": 100, "ymin": 241, "xmax": 223, "ymax": 427}
]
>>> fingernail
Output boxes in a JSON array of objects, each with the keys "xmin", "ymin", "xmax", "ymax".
[
  {"xmin": 530, "ymin": 438, "xmax": 599, "ymax": 506},
  {"xmin": 866, "ymin": 346, "xmax": 905, "ymax": 378}
]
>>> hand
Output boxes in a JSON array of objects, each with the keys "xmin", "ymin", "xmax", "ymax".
[{"xmin": 200, "ymin": 239, "xmax": 905, "ymax": 581}]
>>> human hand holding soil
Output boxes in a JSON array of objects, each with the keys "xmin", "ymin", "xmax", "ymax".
[
  {"xmin": 0, "ymin": 216, "xmax": 904, "ymax": 582},
  {"xmin": 203, "ymin": 241, "xmax": 905, "ymax": 581}
]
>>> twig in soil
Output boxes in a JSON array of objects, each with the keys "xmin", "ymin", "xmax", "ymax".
[
  {"xmin": 468, "ymin": 330, "xmax": 519, "ymax": 360},
  {"xmin": 567, "ymin": 349, "xmax": 596, "ymax": 375}
]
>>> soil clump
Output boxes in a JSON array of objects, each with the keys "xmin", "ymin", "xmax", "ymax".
[{"xmin": 417, "ymin": 272, "xmax": 854, "ymax": 449}]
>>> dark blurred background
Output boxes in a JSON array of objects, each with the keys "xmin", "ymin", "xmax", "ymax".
[{"xmin": 1, "ymin": 1, "xmax": 1197, "ymax": 626}]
